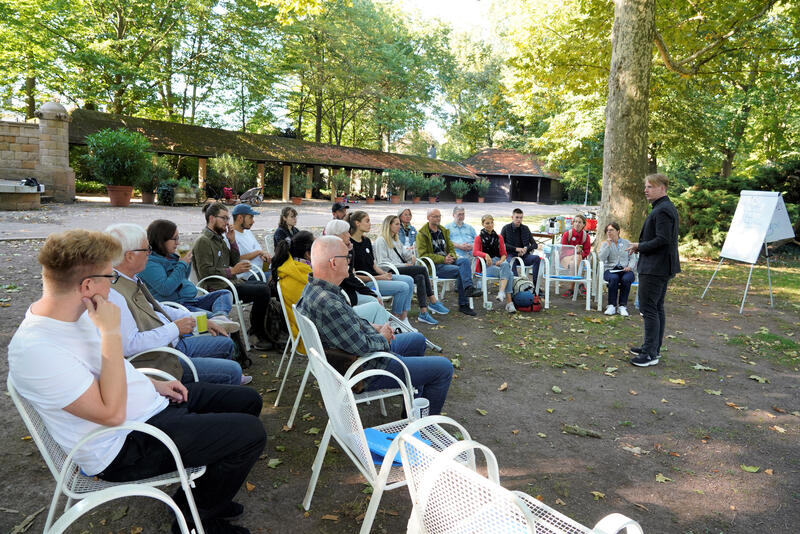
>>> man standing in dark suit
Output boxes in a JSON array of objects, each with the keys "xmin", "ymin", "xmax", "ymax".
[{"xmin": 626, "ymin": 173, "xmax": 680, "ymax": 367}]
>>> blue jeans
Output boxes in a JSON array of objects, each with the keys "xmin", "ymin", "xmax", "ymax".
[
  {"xmin": 353, "ymin": 297, "xmax": 391, "ymax": 324},
  {"xmin": 176, "ymin": 334, "xmax": 241, "ymax": 384},
  {"xmin": 368, "ymin": 332, "xmax": 453, "ymax": 415},
  {"xmin": 185, "ymin": 290, "xmax": 233, "ymax": 319},
  {"xmin": 484, "ymin": 257, "xmax": 514, "ymax": 295},
  {"xmin": 508, "ymin": 253, "xmax": 541, "ymax": 280},
  {"xmin": 368, "ymin": 275, "xmax": 414, "ymax": 315},
  {"xmin": 604, "ymin": 270, "xmax": 636, "ymax": 307},
  {"xmin": 435, "ymin": 257, "xmax": 474, "ymax": 306}
]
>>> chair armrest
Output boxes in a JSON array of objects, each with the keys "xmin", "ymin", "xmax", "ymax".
[
  {"xmin": 416, "ymin": 256, "xmax": 436, "ymax": 272},
  {"xmin": 138, "ymin": 368, "xmax": 180, "ymax": 382},
  {"xmin": 378, "ymin": 262, "xmax": 400, "ymax": 275},
  {"xmin": 160, "ymin": 301, "xmax": 190, "ymax": 313},
  {"xmin": 345, "ymin": 351, "xmax": 413, "ymax": 394},
  {"xmin": 197, "ymin": 275, "xmax": 241, "ymax": 305},
  {"xmin": 249, "ymin": 265, "xmax": 267, "ymax": 283},
  {"xmin": 347, "ymin": 369, "xmax": 412, "ymax": 414},
  {"xmin": 355, "ymin": 270, "xmax": 383, "ymax": 300},
  {"xmin": 129, "ymin": 346, "xmax": 197, "ymax": 383}
]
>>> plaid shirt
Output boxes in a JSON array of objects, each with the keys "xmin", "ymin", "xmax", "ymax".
[{"xmin": 297, "ymin": 276, "xmax": 390, "ymax": 367}]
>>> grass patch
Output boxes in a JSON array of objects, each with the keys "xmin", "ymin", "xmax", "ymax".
[{"xmin": 728, "ymin": 326, "xmax": 800, "ymax": 366}]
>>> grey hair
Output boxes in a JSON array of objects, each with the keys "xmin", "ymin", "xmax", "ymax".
[
  {"xmin": 426, "ymin": 208, "xmax": 441, "ymax": 217},
  {"xmin": 104, "ymin": 223, "xmax": 147, "ymax": 266},
  {"xmin": 452, "ymin": 206, "xmax": 465, "ymax": 216},
  {"xmin": 325, "ymin": 219, "xmax": 350, "ymax": 236}
]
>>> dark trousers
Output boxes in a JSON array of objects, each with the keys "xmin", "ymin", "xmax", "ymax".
[
  {"xmin": 99, "ymin": 383, "xmax": 266, "ymax": 520},
  {"xmin": 604, "ymin": 270, "xmax": 636, "ymax": 306},
  {"xmin": 396, "ymin": 265, "xmax": 433, "ymax": 308},
  {"xmin": 638, "ymin": 274, "xmax": 670, "ymax": 357},
  {"xmin": 236, "ymin": 279, "xmax": 271, "ymax": 339}
]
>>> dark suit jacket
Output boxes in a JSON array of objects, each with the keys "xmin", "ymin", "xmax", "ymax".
[{"xmin": 637, "ymin": 196, "xmax": 680, "ymax": 277}]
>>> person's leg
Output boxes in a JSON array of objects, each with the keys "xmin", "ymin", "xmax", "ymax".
[
  {"xmin": 374, "ymin": 279, "xmax": 412, "ymax": 315},
  {"xmin": 455, "ymin": 256, "xmax": 475, "ymax": 290},
  {"xmin": 181, "ymin": 357, "xmax": 242, "ymax": 385},
  {"xmin": 523, "ymin": 254, "xmax": 541, "ymax": 281},
  {"xmin": 655, "ymin": 277, "xmax": 670, "ymax": 354},
  {"xmin": 353, "ymin": 300, "xmax": 391, "ymax": 324},
  {"xmin": 98, "ymin": 383, "xmax": 266, "ymax": 520},
  {"xmin": 178, "ymin": 334, "xmax": 236, "ymax": 360},
  {"xmin": 397, "ymin": 266, "xmax": 428, "ymax": 309},
  {"xmin": 618, "ymin": 271, "xmax": 636, "ymax": 307},
  {"xmin": 235, "ymin": 280, "xmax": 270, "ymax": 339},
  {"xmin": 393, "ymin": 273, "xmax": 415, "ymax": 312},
  {"xmin": 605, "ymin": 271, "xmax": 620, "ymax": 307},
  {"xmin": 191, "ymin": 289, "xmax": 233, "ymax": 317},
  {"xmin": 366, "ymin": 355, "xmax": 453, "ymax": 415},
  {"xmin": 435, "ymin": 264, "xmax": 465, "ymax": 306},
  {"xmin": 637, "ymin": 274, "xmax": 662, "ymax": 358},
  {"xmin": 498, "ymin": 259, "xmax": 513, "ymax": 295},
  {"xmin": 389, "ymin": 332, "xmax": 427, "ymax": 356}
]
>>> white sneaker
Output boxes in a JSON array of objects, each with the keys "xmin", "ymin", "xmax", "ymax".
[
  {"xmin": 210, "ymin": 317, "xmax": 241, "ymax": 334},
  {"xmin": 618, "ymin": 306, "xmax": 629, "ymax": 317},
  {"xmin": 505, "ymin": 301, "xmax": 517, "ymax": 313},
  {"xmin": 604, "ymin": 305, "xmax": 616, "ymax": 316},
  {"xmin": 495, "ymin": 292, "xmax": 504, "ymax": 302}
]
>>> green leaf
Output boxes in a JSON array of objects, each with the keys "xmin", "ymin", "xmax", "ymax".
[
  {"xmin": 476, "ymin": 408, "xmax": 488, "ymax": 416},
  {"xmin": 749, "ymin": 375, "xmax": 769, "ymax": 384},
  {"xmin": 740, "ymin": 464, "xmax": 760, "ymax": 473},
  {"xmin": 692, "ymin": 363, "xmax": 717, "ymax": 372},
  {"xmin": 551, "ymin": 386, "xmax": 562, "ymax": 394},
  {"xmin": 274, "ymin": 445, "xmax": 286, "ymax": 452},
  {"xmin": 305, "ymin": 427, "xmax": 320, "ymax": 435},
  {"xmin": 267, "ymin": 458, "xmax": 282, "ymax": 469},
  {"xmin": 704, "ymin": 389, "xmax": 722, "ymax": 396},
  {"xmin": 655, "ymin": 473, "xmax": 672, "ymax": 483}
]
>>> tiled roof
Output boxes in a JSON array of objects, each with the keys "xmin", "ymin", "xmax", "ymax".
[
  {"xmin": 69, "ymin": 109, "xmax": 476, "ymax": 179},
  {"xmin": 462, "ymin": 148, "xmax": 559, "ymax": 180}
]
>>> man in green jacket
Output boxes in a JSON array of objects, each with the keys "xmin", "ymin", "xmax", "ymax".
[
  {"xmin": 417, "ymin": 208, "xmax": 481, "ymax": 316},
  {"xmin": 193, "ymin": 202, "xmax": 272, "ymax": 349}
]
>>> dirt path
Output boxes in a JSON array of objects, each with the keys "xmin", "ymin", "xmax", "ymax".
[{"xmin": 1, "ymin": 239, "xmax": 797, "ymax": 534}]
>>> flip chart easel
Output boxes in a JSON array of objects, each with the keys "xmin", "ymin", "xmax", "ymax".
[{"xmin": 701, "ymin": 191, "xmax": 795, "ymax": 313}]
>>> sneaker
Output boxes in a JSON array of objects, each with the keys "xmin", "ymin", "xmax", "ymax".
[
  {"xmin": 604, "ymin": 305, "xmax": 616, "ymax": 316},
  {"xmin": 495, "ymin": 292, "xmax": 504, "ymax": 302},
  {"xmin": 629, "ymin": 346, "xmax": 643, "ymax": 355},
  {"xmin": 428, "ymin": 301, "xmax": 449, "ymax": 314},
  {"xmin": 629, "ymin": 353, "xmax": 659, "ymax": 367},
  {"xmin": 173, "ymin": 517, "xmax": 250, "ymax": 534},
  {"xmin": 505, "ymin": 301, "xmax": 517, "ymax": 313},
  {"xmin": 240, "ymin": 375, "xmax": 253, "ymax": 385},
  {"xmin": 579, "ymin": 286, "xmax": 587, "ymax": 296},
  {"xmin": 466, "ymin": 286, "xmax": 483, "ymax": 298},
  {"xmin": 618, "ymin": 306, "xmax": 629, "ymax": 317},
  {"xmin": 210, "ymin": 317, "xmax": 241, "ymax": 334},
  {"xmin": 217, "ymin": 501, "xmax": 245, "ymax": 521},
  {"xmin": 399, "ymin": 317, "xmax": 413, "ymax": 329},
  {"xmin": 560, "ymin": 289, "xmax": 574, "ymax": 298},
  {"xmin": 417, "ymin": 311, "xmax": 438, "ymax": 325},
  {"xmin": 459, "ymin": 304, "xmax": 477, "ymax": 316}
]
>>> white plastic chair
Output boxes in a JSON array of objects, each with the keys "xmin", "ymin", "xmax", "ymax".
[
  {"xmin": 128, "ymin": 346, "xmax": 199, "ymax": 383},
  {"xmin": 540, "ymin": 244, "xmax": 592, "ymax": 310},
  {"xmin": 295, "ymin": 329, "xmax": 471, "ymax": 533},
  {"xmin": 190, "ymin": 263, "xmax": 251, "ymax": 351},
  {"xmin": 356, "ymin": 269, "xmax": 394, "ymax": 309},
  {"xmin": 273, "ymin": 280, "xmax": 308, "ymax": 429},
  {"xmin": 399, "ymin": 433, "xmax": 644, "ymax": 534},
  {"xmin": 595, "ymin": 259, "xmax": 639, "ymax": 312},
  {"xmin": 417, "ymin": 256, "xmax": 473, "ymax": 309},
  {"xmin": 471, "ymin": 256, "xmax": 501, "ymax": 310},
  {"xmin": 8, "ymin": 375, "xmax": 206, "ymax": 534},
  {"xmin": 510, "ymin": 251, "xmax": 544, "ymax": 294}
]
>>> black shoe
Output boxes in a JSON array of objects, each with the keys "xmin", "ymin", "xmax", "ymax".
[
  {"xmin": 217, "ymin": 501, "xmax": 244, "ymax": 521},
  {"xmin": 251, "ymin": 338, "xmax": 273, "ymax": 351},
  {"xmin": 459, "ymin": 305, "xmax": 477, "ymax": 316},
  {"xmin": 629, "ymin": 346, "xmax": 643, "ymax": 355},
  {"xmin": 466, "ymin": 286, "xmax": 483, "ymax": 298},
  {"xmin": 173, "ymin": 517, "xmax": 250, "ymax": 534},
  {"xmin": 629, "ymin": 353, "xmax": 658, "ymax": 367}
]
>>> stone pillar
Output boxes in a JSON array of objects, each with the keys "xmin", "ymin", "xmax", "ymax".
[
  {"xmin": 282, "ymin": 163, "xmax": 291, "ymax": 202},
  {"xmin": 257, "ymin": 162, "xmax": 265, "ymax": 189},
  {"xmin": 305, "ymin": 166, "xmax": 313, "ymax": 199},
  {"xmin": 198, "ymin": 157, "xmax": 207, "ymax": 190},
  {"xmin": 35, "ymin": 102, "xmax": 74, "ymax": 201}
]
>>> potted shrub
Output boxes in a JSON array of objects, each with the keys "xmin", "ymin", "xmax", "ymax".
[
  {"xmin": 330, "ymin": 170, "xmax": 350, "ymax": 202},
  {"xmin": 173, "ymin": 177, "xmax": 199, "ymax": 205},
  {"xmin": 427, "ymin": 175, "xmax": 446, "ymax": 203},
  {"xmin": 156, "ymin": 178, "xmax": 179, "ymax": 206},
  {"xmin": 390, "ymin": 170, "xmax": 415, "ymax": 203},
  {"xmin": 363, "ymin": 173, "xmax": 377, "ymax": 204},
  {"xmin": 474, "ymin": 177, "xmax": 490, "ymax": 203},
  {"xmin": 385, "ymin": 170, "xmax": 403, "ymax": 203},
  {"xmin": 407, "ymin": 172, "xmax": 426, "ymax": 203},
  {"xmin": 137, "ymin": 157, "xmax": 175, "ymax": 204},
  {"xmin": 290, "ymin": 173, "xmax": 306, "ymax": 204},
  {"xmin": 450, "ymin": 179, "xmax": 471, "ymax": 204},
  {"xmin": 83, "ymin": 128, "xmax": 151, "ymax": 207}
]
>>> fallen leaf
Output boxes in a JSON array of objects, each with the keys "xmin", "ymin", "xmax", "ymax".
[
  {"xmin": 275, "ymin": 445, "xmax": 286, "ymax": 452},
  {"xmin": 765, "ymin": 412, "xmax": 776, "ymax": 419},
  {"xmin": 622, "ymin": 446, "xmax": 647, "ymax": 455},
  {"xmin": 267, "ymin": 458, "xmax": 282, "ymax": 469},
  {"xmin": 110, "ymin": 505, "xmax": 128, "ymax": 521},
  {"xmin": 281, "ymin": 425, "xmax": 292, "ymax": 432},
  {"xmin": 692, "ymin": 363, "xmax": 717, "ymax": 372},
  {"xmin": 246, "ymin": 482, "xmax": 255, "ymax": 491},
  {"xmin": 511, "ymin": 429, "xmax": 520, "ymax": 435},
  {"xmin": 668, "ymin": 378, "xmax": 685, "ymax": 385},
  {"xmin": 131, "ymin": 526, "xmax": 143, "ymax": 534},
  {"xmin": 498, "ymin": 382, "xmax": 508, "ymax": 391},
  {"xmin": 704, "ymin": 389, "xmax": 722, "ymax": 396},
  {"xmin": 537, "ymin": 432, "xmax": 547, "ymax": 438},
  {"xmin": 305, "ymin": 427, "xmax": 320, "ymax": 435},
  {"xmin": 669, "ymin": 451, "xmax": 680, "ymax": 457},
  {"xmin": 476, "ymin": 408, "xmax": 488, "ymax": 416},
  {"xmin": 555, "ymin": 498, "xmax": 566, "ymax": 506},
  {"xmin": 633, "ymin": 503, "xmax": 649, "ymax": 512},
  {"xmin": 765, "ymin": 469, "xmax": 774, "ymax": 475},
  {"xmin": 655, "ymin": 473, "xmax": 672, "ymax": 483},
  {"xmin": 321, "ymin": 514, "xmax": 339, "ymax": 521},
  {"xmin": 769, "ymin": 425, "xmax": 786, "ymax": 433},
  {"xmin": 590, "ymin": 491, "xmax": 605, "ymax": 500},
  {"xmin": 725, "ymin": 402, "xmax": 744, "ymax": 410},
  {"xmin": 552, "ymin": 386, "xmax": 562, "ymax": 394},
  {"xmin": 21, "ymin": 435, "xmax": 31, "ymax": 441},
  {"xmin": 661, "ymin": 398, "xmax": 668, "ymax": 403},
  {"xmin": 629, "ymin": 390, "xmax": 638, "ymax": 396},
  {"xmin": 740, "ymin": 464, "xmax": 760, "ymax": 473},
  {"xmin": 772, "ymin": 405, "xmax": 787, "ymax": 414},
  {"xmin": 546, "ymin": 408, "xmax": 554, "ymax": 413},
  {"xmin": 605, "ymin": 367, "xmax": 618, "ymax": 373},
  {"xmin": 749, "ymin": 375, "xmax": 769, "ymax": 384}
]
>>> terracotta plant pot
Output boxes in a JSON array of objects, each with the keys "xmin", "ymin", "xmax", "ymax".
[
  {"xmin": 390, "ymin": 195, "xmax": 401, "ymax": 204},
  {"xmin": 428, "ymin": 197, "xmax": 437, "ymax": 203},
  {"xmin": 455, "ymin": 198, "xmax": 463, "ymax": 204},
  {"xmin": 141, "ymin": 191, "xmax": 156, "ymax": 204},
  {"xmin": 291, "ymin": 196, "xmax": 302, "ymax": 205},
  {"xmin": 366, "ymin": 197, "xmax": 375, "ymax": 204},
  {"xmin": 106, "ymin": 185, "xmax": 133, "ymax": 207},
  {"xmin": 412, "ymin": 196, "xmax": 421, "ymax": 204},
  {"xmin": 478, "ymin": 197, "xmax": 485, "ymax": 203}
]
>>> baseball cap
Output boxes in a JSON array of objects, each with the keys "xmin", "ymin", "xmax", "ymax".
[
  {"xmin": 331, "ymin": 202, "xmax": 349, "ymax": 213},
  {"xmin": 232, "ymin": 204, "xmax": 259, "ymax": 217}
]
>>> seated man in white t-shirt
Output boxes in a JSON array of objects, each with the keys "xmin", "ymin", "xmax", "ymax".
[
  {"xmin": 230, "ymin": 204, "xmax": 270, "ymax": 280},
  {"xmin": 7, "ymin": 229, "xmax": 266, "ymax": 534}
]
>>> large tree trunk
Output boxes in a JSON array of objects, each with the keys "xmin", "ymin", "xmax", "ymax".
[
  {"xmin": 24, "ymin": 76, "xmax": 36, "ymax": 119},
  {"xmin": 599, "ymin": 0, "xmax": 655, "ymax": 243}
]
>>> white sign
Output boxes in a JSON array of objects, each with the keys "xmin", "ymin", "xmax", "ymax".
[{"xmin": 720, "ymin": 191, "xmax": 795, "ymax": 264}]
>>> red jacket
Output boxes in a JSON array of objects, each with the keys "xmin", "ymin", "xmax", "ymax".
[
  {"xmin": 472, "ymin": 234, "xmax": 508, "ymax": 274},
  {"xmin": 561, "ymin": 229, "xmax": 591, "ymax": 259}
]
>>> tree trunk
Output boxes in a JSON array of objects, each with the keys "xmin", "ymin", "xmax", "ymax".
[
  {"xmin": 599, "ymin": 0, "xmax": 655, "ymax": 243},
  {"xmin": 314, "ymin": 91, "xmax": 323, "ymax": 143},
  {"xmin": 24, "ymin": 76, "xmax": 36, "ymax": 120}
]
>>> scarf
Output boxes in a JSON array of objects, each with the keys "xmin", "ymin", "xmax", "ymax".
[{"xmin": 480, "ymin": 229, "xmax": 500, "ymax": 258}]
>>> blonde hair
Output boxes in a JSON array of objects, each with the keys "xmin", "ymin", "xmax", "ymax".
[
  {"xmin": 645, "ymin": 173, "xmax": 669, "ymax": 188},
  {"xmin": 381, "ymin": 215, "xmax": 399, "ymax": 245},
  {"xmin": 480, "ymin": 214, "xmax": 494, "ymax": 225},
  {"xmin": 38, "ymin": 230, "xmax": 122, "ymax": 292}
]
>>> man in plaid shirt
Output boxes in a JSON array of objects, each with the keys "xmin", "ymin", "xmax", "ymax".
[{"xmin": 297, "ymin": 236, "xmax": 453, "ymax": 415}]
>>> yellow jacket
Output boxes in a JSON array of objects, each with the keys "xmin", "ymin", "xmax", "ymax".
[{"xmin": 277, "ymin": 255, "xmax": 312, "ymax": 352}]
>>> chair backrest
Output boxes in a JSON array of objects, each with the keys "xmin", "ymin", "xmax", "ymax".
[
  {"xmin": 293, "ymin": 308, "xmax": 378, "ymax": 479},
  {"xmin": 275, "ymin": 278, "xmax": 299, "ymax": 341},
  {"xmin": 7, "ymin": 379, "xmax": 68, "ymax": 482},
  {"xmin": 544, "ymin": 243, "xmax": 581, "ymax": 278}
]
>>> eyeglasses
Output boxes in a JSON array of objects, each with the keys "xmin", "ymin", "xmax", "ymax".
[
  {"xmin": 214, "ymin": 215, "xmax": 230, "ymax": 222},
  {"xmin": 329, "ymin": 255, "xmax": 350, "ymax": 266},
  {"xmin": 81, "ymin": 272, "xmax": 121, "ymax": 284},
  {"xmin": 130, "ymin": 246, "xmax": 152, "ymax": 254}
]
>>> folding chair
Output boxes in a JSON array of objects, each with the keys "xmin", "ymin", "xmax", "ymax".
[
  {"xmin": 540, "ymin": 244, "xmax": 592, "ymax": 310},
  {"xmin": 295, "ymin": 310, "xmax": 471, "ymax": 533},
  {"xmin": 399, "ymin": 433, "xmax": 644, "ymax": 534},
  {"xmin": 8, "ymin": 361, "xmax": 206, "ymax": 534},
  {"xmin": 190, "ymin": 263, "xmax": 251, "ymax": 351}
]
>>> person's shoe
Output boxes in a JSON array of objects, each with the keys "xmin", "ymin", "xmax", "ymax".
[
  {"xmin": 210, "ymin": 317, "xmax": 241, "ymax": 334},
  {"xmin": 618, "ymin": 306, "xmax": 630, "ymax": 317},
  {"xmin": 250, "ymin": 337, "xmax": 273, "ymax": 351},
  {"xmin": 417, "ymin": 311, "xmax": 438, "ymax": 325},
  {"xmin": 629, "ymin": 353, "xmax": 659, "ymax": 367},
  {"xmin": 428, "ymin": 301, "xmax": 449, "ymax": 314},
  {"xmin": 240, "ymin": 375, "xmax": 253, "ymax": 385},
  {"xmin": 459, "ymin": 304, "xmax": 477, "ymax": 316},
  {"xmin": 399, "ymin": 317, "xmax": 413, "ymax": 329},
  {"xmin": 560, "ymin": 289, "xmax": 574, "ymax": 298},
  {"xmin": 505, "ymin": 301, "xmax": 516, "ymax": 313},
  {"xmin": 579, "ymin": 286, "xmax": 587, "ymax": 296},
  {"xmin": 172, "ymin": 517, "xmax": 250, "ymax": 534},
  {"xmin": 466, "ymin": 286, "xmax": 483, "ymax": 298},
  {"xmin": 629, "ymin": 346, "xmax": 643, "ymax": 355},
  {"xmin": 604, "ymin": 305, "xmax": 616, "ymax": 316}
]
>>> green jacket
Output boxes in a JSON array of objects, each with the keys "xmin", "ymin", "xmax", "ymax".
[
  {"xmin": 416, "ymin": 222, "xmax": 456, "ymax": 268},
  {"xmin": 192, "ymin": 227, "xmax": 241, "ymax": 291}
]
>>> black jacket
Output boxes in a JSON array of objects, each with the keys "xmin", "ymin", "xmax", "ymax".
[
  {"xmin": 500, "ymin": 223, "xmax": 537, "ymax": 255},
  {"xmin": 637, "ymin": 196, "xmax": 680, "ymax": 277}
]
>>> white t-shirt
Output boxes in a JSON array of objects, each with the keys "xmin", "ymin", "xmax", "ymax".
[
  {"xmin": 8, "ymin": 308, "xmax": 168, "ymax": 475},
  {"xmin": 233, "ymin": 229, "xmax": 264, "ymax": 279}
]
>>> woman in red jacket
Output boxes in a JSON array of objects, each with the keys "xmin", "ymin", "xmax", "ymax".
[
  {"xmin": 473, "ymin": 214, "xmax": 516, "ymax": 313},
  {"xmin": 559, "ymin": 214, "xmax": 592, "ymax": 296}
]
